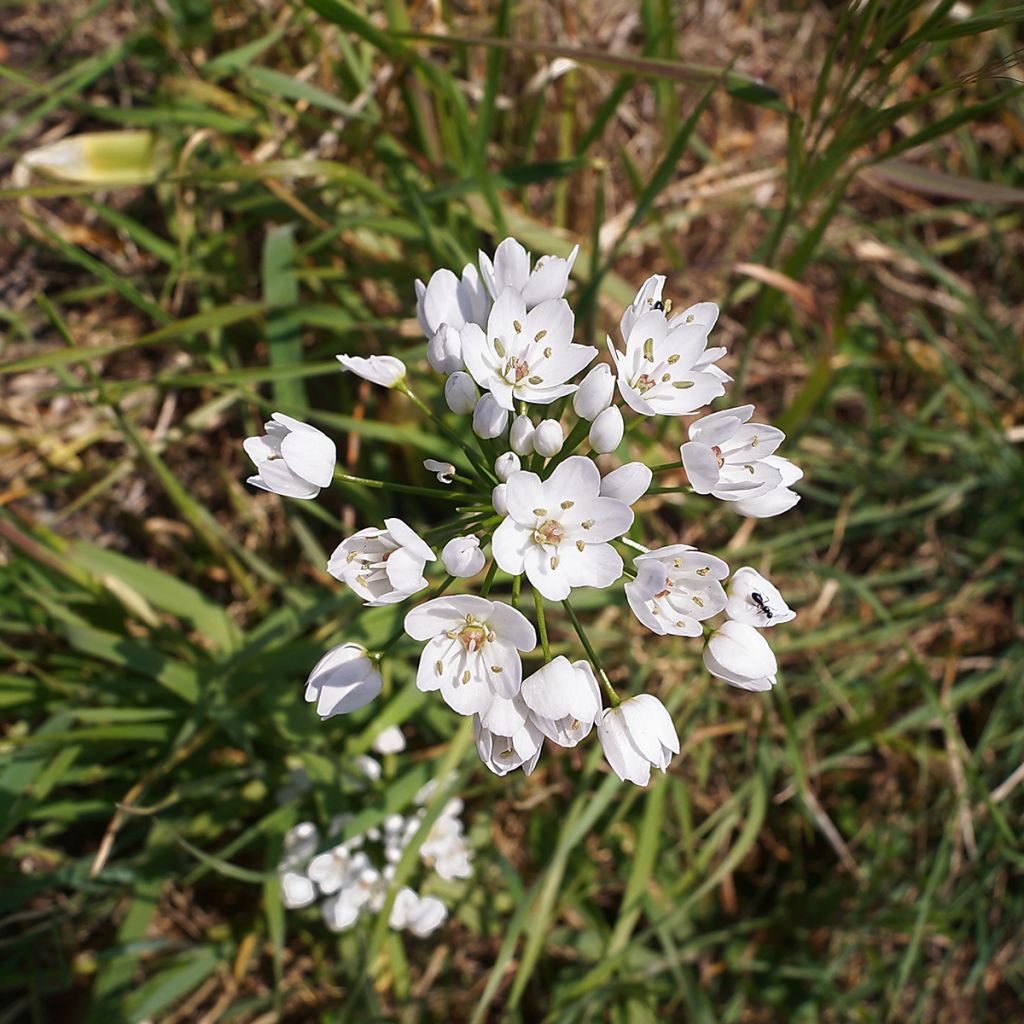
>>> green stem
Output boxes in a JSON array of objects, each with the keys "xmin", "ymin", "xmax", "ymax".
[
  {"xmin": 479, "ymin": 561, "xmax": 499, "ymax": 598},
  {"xmin": 533, "ymin": 588, "xmax": 551, "ymax": 662},
  {"xmin": 562, "ymin": 598, "xmax": 620, "ymax": 706},
  {"xmin": 512, "ymin": 572, "xmax": 521, "ymax": 609},
  {"xmin": 334, "ymin": 470, "xmax": 475, "ymax": 502},
  {"xmin": 649, "ymin": 460, "xmax": 683, "ymax": 474}
]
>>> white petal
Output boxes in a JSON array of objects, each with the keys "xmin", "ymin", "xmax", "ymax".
[
  {"xmin": 491, "ymin": 517, "xmax": 530, "ymax": 575},
  {"xmin": 383, "ymin": 518, "xmax": 436, "ymax": 563},
  {"xmin": 544, "ymin": 455, "xmax": 601, "ymax": 502},
  {"xmin": 486, "ymin": 602, "xmax": 537, "ymax": 652},
  {"xmin": 524, "ymin": 544, "xmax": 571, "ymax": 601},
  {"xmin": 598, "ymin": 708, "xmax": 652, "ymax": 786},
  {"xmin": 503, "ymin": 469, "xmax": 548, "ymax": 525},
  {"xmin": 680, "ymin": 441, "xmax": 721, "ymax": 494},
  {"xmin": 404, "ymin": 595, "xmax": 495, "ymax": 641},
  {"xmin": 600, "ymin": 463, "xmax": 652, "ymax": 506},
  {"xmin": 280, "ymin": 426, "xmax": 335, "ymax": 487},
  {"xmin": 707, "ymin": 620, "xmax": 777, "ymax": 679},
  {"xmin": 520, "ymin": 656, "xmax": 577, "ymax": 720},
  {"xmin": 560, "ymin": 541, "xmax": 623, "ymax": 590}
]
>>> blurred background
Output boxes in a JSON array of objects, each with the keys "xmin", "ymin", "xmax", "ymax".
[{"xmin": 1, "ymin": 1, "xmax": 1022, "ymax": 1021}]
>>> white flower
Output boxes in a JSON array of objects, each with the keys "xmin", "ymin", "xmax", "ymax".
[
  {"xmin": 423, "ymin": 458, "xmax": 456, "ymax": 484},
  {"xmin": 619, "ymin": 274, "xmax": 666, "ymax": 342},
  {"xmin": 280, "ymin": 872, "xmax": 317, "ymax": 908},
  {"xmin": 304, "ymin": 642, "xmax": 383, "ymax": 718},
  {"xmin": 421, "ymin": 813, "xmax": 472, "ymax": 880},
  {"xmin": 589, "ymin": 405, "xmax": 623, "ymax": 454},
  {"xmin": 522, "ymin": 656, "xmax": 602, "ymax": 748},
  {"xmin": 573, "ymin": 363, "xmax": 615, "ymax": 420},
  {"xmin": 491, "ymin": 483, "xmax": 509, "ymax": 517},
  {"xmin": 494, "ymin": 451, "xmax": 521, "ymax": 482},
  {"xmin": 472, "ymin": 393, "xmax": 509, "ymax": 439},
  {"xmin": 441, "ymin": 535, "xmax": 486, "ymax": 578},
  {"xmin": 680, "ymin": 405, "xmax": 786, "ymax": 501},
  {"xmin": 244, "ymin": 413, "xmax": 336, "ymax": 500},
  {"xmin": 372, "ymin": 724, "xmax": 406, "ymax": 754},
  {"xmin": 492, "ymin": 456, "xmax": 633, "ymax": 601},
  {"xmin": 415, "ymin": 263, "xmax": 490, "ymax": 337},
  {"xmin": 532, "ymin": 418, "xmax": 564, "ymax": 457},
  {"xmin": 404, "ymin": 596, "xmax": 536, "ymax": 716},
  {"xmin": 478, "ymin": 237, "xmax": 579, "ymax": 309},
  {"xmin": 353, "ymin": 754, "xmax": 381, "ymax": 782},
  {"xmin": 461, "ymin": 290, "xmax": 596, "ymax": 410},
  {"xmin": 336, "ymin": 353, "xmax": 406, "ymax": 388},
  {"xmin": 724, "ymin": 567, "xmax": 795, "ymax": 627},
  {"xmin": 599, "ymin": 462, "xmax": 652, "ymax": 506},
  {"xmin": 703, "ymin": 620, "xmax": 778, "ymax": 691},
  {"xmin": 280, "ymin": 821, "xmax": 320, "ymax": 867},
  {"xmin": 608, "ymin": 302, "xmax": 726, "ymax": 416},
  {"xmin": 473, "ymin": 713, "xmax": 544, "ymax": 776},
  {"xmin": 389, "ymin": 887, "xmax": 448, "ymax": 937},
  {"xmin": 308, "ymin": 844, "xmax": 367, "ymax": 895},
  {"xmin": 444, "ymin": 371, "xmax": 478, "ymax": 414},
  {"xmin": 321, "ymin": 863, "xmax": 382, "ymax": 931},
  {"xmin": 625, "ymin": 545, "xmax": 729, "ymax": 637},
  {"xmin": 327, "ymin": 518, "xmax": 435, "ymax": 606},
  {"xmin": 426, "ymin": 324, "xmax": 463, "ymax": 374},
  {"xmin": 731, "ymin": 456, "xmax": 803, "ymax": 518},
  {"xmin": 510, "ymin": 414, "xmax": 535, "ymax": 455},
  {"xmin": 597, "ymin": 694, "xmax": 680, "ymax": 786}
]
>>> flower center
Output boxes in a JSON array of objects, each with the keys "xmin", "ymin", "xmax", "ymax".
[
  {"xmin": 459, "ymin": 623, "xmax": 488, "ymax": 653},
  {"xmin": 633, "ymin": 372, "xmax": 657, "ymax": 394},
  {"xmin": 503, "ymin": 356, "xmax": 530, "ymax": 382},
  {"xmin": 533, "ymin": 519, "xmax": 564, "ymax": 546}
]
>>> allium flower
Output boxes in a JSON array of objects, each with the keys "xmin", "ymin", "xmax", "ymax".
[
  {"xmin": 472, "ymin": 393, "xmax": 509, "ymax": 438},
  {"xmin": 444, "ymin": 371, "xmax": 478, "ymax": 414},
  {"xmin": 589, "ymin": 405, "xmax": 624, "ymax": 454},
  {"xmin": 336, "ymin": 353, "xmax": 406, "ymax": 388},
  {"xmin": 404, "ymin": 596, "xmax": 536, "ymax": 716},
  {"xmin": 732, "ymin": 456, "xmax": 803, "ymax": 518},
  {"xmin": 304, "ymin": 643, "xmax": 383, "ymax": 718},
  {"xmin": 244, "ymin": 413, "xmax": 336, "ymax": 500},
  {"xmin": 423, "ymin": 459, "xmax": 456, "ymax": 484},
  {"xmin": 492, "ymin": 456, "xmax": 633, "ymax": 600},
  {"xmin": 599, "ymin": 462, "xmax": 653, "ymax": 506},
  {"xmin": 328, "ymin": 518, "xmax": 435, "ymax": 606},
  {"xmin": 573, "ymin": 363, "xmax": 615, "ymax": 420},
  {"xmin": 597, "ymin": 694, "xmax": 680, "ymax": 786},
  {"xmin": 703, "ymin": 620, "xmax": 778, "ymax": 691},
  {"xmin": 532, "ymin": 418, "xmax": 564, "ymax": 457},
  {"xmin": 510, "ymin": 413, "xmax": 535, "ymax": 455},
  {"xmin": 426, "ymin": 324, "xmax": 463, "ymax": 375},
  {"xmin": 372, "ymin": 724, "xmax": 407, "ymax": 754},
  {"xmin": 725, "ymin": 567, "xmax": 795, "ymax": 627},
  {"xmin": 441, "ymin": 535, "xmax": 486, "ymax": 578},
  {"xmin": 522, "ymin": 656, "xmax": 602, "ymax": 747},
  {"xmin": 491, "ymin": 483, "xmax": 509, "ymax": 517},
  {"xmin": 474, "ymin": 713, "xmax": 545, "ymax": 777},
  {"xmin": 609, "ymin": 304, "xmax": 726, "ymax": 416},
  {"xmin": 389, "ymin": 887, "xmax": 448, "ymax": 937},
  {"xmin": 461, "ymin": 290, "xmax": 596, "ymax": 410},
  {"xmin": 478, "ymin": 237, "xmax": 579, "ymax": 309},
  {"xmin": 494, "ymin": 451, "xmax": 520, "ymax": 482},
  {"xmin": 415, "ymin": 263, "xmax": 490, "ymax": 337},
  {"xmin": 680, "ymin": 405, "xmax": 786, "ymax": 501},
  {"xmin": 625, "ymin": 545, "xmax": 729, "ymax": 637}
]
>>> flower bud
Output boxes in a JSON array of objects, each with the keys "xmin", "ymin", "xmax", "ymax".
[
  {"xmin": 494, "ymin": 451, "xmax": 520, "ymax": 482},
  {"xmin": 573, "ymin": 363, "xmax": 614, "ymax": 420},
  {"xmin": 510, "ymin": 414, "xmax": 535, "ymax": 455},
  {"xmin": 337, "ymin": 354, "xmax": 406, "ymax": 388},
  {"xmin": 423, "ymin": 459, "xmax": 455, "ymax": 484},
  {"xmin": 589, "ymin": 405, "xmax": 623, "ymax": 454},
  {"xmin": 426, "ymin": 324, "xmax": 463, "ymax": 375},
  {"xmin": 472, "ymin": 393, "xmax": 508, "ymax": 439},
  {"xmin": 444, "ymin": 371, "xmax": 477, "ymax": 414},
  {"xmin": 304, "ymin": 642, "xmax": 382, "ymax": 719},
  {"xmin": 491, "ymin": 483, "xmax": 509, "ymax": 517},
  {"xmin": 441, "ymin": 535, "xmax": 486, "ymax": 578},
  {"xmin": 533, "ymin": 419, "xmax": 564, "ymax": 457}
]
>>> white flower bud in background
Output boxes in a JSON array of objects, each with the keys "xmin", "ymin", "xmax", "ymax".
[
  {"xmin": 371, "ymin": 725, "xmax": 406, "ymax": 754},
  {"xmin": 441, "ymin": 535, "xmax": 486, "ymax": 578},
  {"xmin": 589, "ymin": 405, "xmax": 623, "ymax": 454},
  {"xmin": 426, "ymin": 324, "xmax": 463, "ymax": 375},
  {"xmin": 532, "ymin": 419, "xmax": 564, "ymax": 457},
  {"xmin": 491, "ymin": 483, "xmax": 509, "ymax": 517},
  {"xmin": 423, "ymin": 459, "xmax": 456, "ymax": 484},
  {"xmin": 510, "ymin": 414, "xmax": 535, "ymax": 455},
  {"xmin": 472, "ymin": 393, "xmax": 508, "ymax": 439},
  {"xmin": 573, "ymin": 363, "xmax": 614, "ymax": 420},
  {"xmin": 494, "ymin": 451, "xmax": 521, "ymax": 482},
  {"xmin": 444, "ymin": 371, "xmax": 477, "ymax": 414},
  {"xmin": 336, "ymin": 354, "xmax": 406, "ymax": 388}
]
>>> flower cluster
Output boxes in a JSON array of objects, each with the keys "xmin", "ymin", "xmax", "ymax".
[
  {"xmin": 276, "ymin": 746, "xmax": 472, "ymax": 938},
  {"xmin": 243, "ymin": 236, "xmax": 801, "ymax": 790}
]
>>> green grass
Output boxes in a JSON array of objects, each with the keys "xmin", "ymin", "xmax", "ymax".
[{"xmin": 1, "ymin": 1, "xmax": 1023, "ymax": 1021}]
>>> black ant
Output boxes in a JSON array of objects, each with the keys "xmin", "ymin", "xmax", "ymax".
[
  {"xmin": 751, "ymin": 592, "xmax": 773, "ymax": 620},
  {"xmin": 652, "ymin": 300, "xmax": 665, "ymax": 311}
]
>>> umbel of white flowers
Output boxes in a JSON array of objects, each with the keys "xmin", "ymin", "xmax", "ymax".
[{"xmin": 242, "ymin": 236, "xmax": 802, "ymax": 792}]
